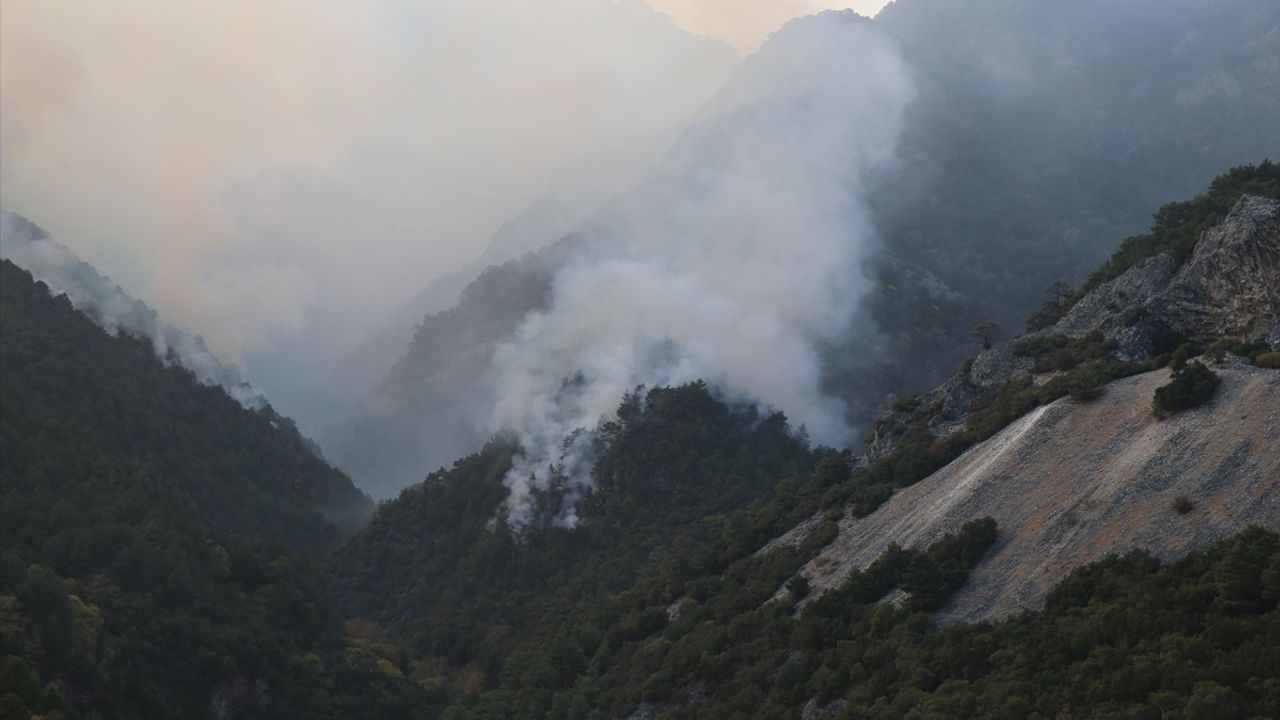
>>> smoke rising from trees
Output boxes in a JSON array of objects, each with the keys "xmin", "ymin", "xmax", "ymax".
[{"xmin": 487, "ymin": 15, "xmax": 913, "ymax": 528}]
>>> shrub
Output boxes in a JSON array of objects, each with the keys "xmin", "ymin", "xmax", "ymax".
[
  {"xmin": 1121, "ymin": 306, "xmax": 1147, "ymax": 327},
  {"xmin": 1013, "ymin": 332, "xmax": 1115, "ymax": 373},
  {"xmin": 786, "ymin": 575, "xmax": 810, "ymax": 601},
  {"xmin": 1172, "ymin": 495, "xmax": 1195, "ymax": 515},
  {"xmin": 1066, "ymin": 360, "xmax": 1108, "ymax": 401},
  {"xmin": 892, "ymin": 395, "xmax": 921, "ymax": 413},
  {"xmin": 1153, "ymin": 363, "xmax": 1221, "ymax": 418},
  {"xmin": 1253, "ymin": 352, "xmax": 1280, "ymax": 369},
  {"xmin": 1167, "ymin": 342, "xmax": 1202, "ymax": 371},
  {"xmin": 1206, "ymin": 338, "xmax": 1235, "ymax": 361}
]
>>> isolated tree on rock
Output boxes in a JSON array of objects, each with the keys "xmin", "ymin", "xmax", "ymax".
[{"xmin": 971, "ymin": 321, "xmax": 997, "ymax": 350}]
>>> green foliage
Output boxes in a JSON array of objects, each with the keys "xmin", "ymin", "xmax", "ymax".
[
  {"xmin": 970, "ymin": 321, "xmax": 997, "ymax": 350},
  {"xmin": 6, "ymin": 155, "xmax": 1278, "ymax": 718},
  {"xmin": 0, "ymin": 261, "xmax": 372, "ymax": 553},
  {"xmin": 1025, "ymin": 280, "xmax": 1077, "ymax": 332},
  {"xmin": 0, "ymin": 261, "xmax": 426, "ymax": 719},
  {"xmin": 1168, "ymin": 342, "xmax": 1204, "ymax": 371},
  {"xmin": 1013, "ymin": 332, "xmax": 1116, "ymax": 373},
  {"xmin": 361, "ymin": 510, "xmax": 1279, "ymax": 719},
  {"xmin": 1153, "ymin": 363, "xmax": 1221, "ymax": 418},
  {"xmin": 1204, "ymin": 338, "xmax": 1279, "ymax": 368},
  {"xmin": 328, "ymin": 381, "xmax": 819, "ymax": 715},
  {"xmin": 889, "ymin": 519, "xmax": 998, "ymax": 612}
]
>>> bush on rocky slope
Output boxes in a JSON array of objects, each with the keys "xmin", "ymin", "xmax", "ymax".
[{"xmin": 1152, "ymin": 362, "xmax": 1221, "ymax": 418}]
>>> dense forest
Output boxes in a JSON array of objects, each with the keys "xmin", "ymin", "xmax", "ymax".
[{"xmin": 0, "ymin": 261, "xmax": 426, "ymax": 719}]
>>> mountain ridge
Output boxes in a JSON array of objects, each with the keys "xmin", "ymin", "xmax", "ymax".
[{"xmin": 326, "ymin": 0, "xmax": 1280, "ymax": 498}]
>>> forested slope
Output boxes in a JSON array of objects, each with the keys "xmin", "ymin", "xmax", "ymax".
[{"xmin": 0, "ymin": 260, "xmax": 425, "ymax": 719}]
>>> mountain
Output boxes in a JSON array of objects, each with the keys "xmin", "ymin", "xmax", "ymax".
[
  {"xmin": 323, "ymin": 239, "xmax": 581, "ymax": 497},
  {"xmin": 325, "ymin": 172, "xmax": 1280, "ymax": 717},
  {"xmin": 327, "ymin": 0, "xmax": 1280, "ymax": 498},
  {"xmin": 769, "ymin": 187, "xmax": 1280, "ymax": 625},
  {"xmin": 848, "ymin": 0, "xmax": 1280, "ymax": 400},
  {"xmin": 0, "ymin": 257, "xmax": 431, "ymax": 718}
]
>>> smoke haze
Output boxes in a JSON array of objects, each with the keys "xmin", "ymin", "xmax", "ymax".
[
  {"xmin": 0, "ymin": 0, "xmax": 753, "ymax": 419},
  {"xmin": 489, "ymin": 14, "xmax": 912, "ymax": 528},
  {"xmin": 649, "ymin": 0, "xmax": 891, "ymax": 52}
]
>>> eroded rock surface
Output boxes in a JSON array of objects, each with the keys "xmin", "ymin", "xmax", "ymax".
[{"xmin": 797, "ymin": 359, "xmax": 1280, "ymax": 623}]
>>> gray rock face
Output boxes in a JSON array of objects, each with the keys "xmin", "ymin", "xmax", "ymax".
[
  {"xmin": 860, "ymin": 374, "xmax": 982, "ymax": 466},
  {"xmin": 967, "ymin": 342, "xmax": 1034, "ymax": 389},
  {"xmin": 1155, "ymin": 195, "xmax": 1280, "ymax": 342},
  {"xmin": 1056, "ymin": 194, "xmax": 1280, "ymax": 347},
  {"xmin": 1053, "ymin": 252, "xmax": 1179, "ymax": 339}
]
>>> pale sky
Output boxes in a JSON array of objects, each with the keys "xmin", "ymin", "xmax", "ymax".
[{"xmin": 648, "ymin": 0, "xmax": 893, "ymax": 52}]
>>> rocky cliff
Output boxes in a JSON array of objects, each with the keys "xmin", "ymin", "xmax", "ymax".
[
  {"xmin": 1057, "ymin": 194, "xmax": 1280, "ymax": 353},
  {"xmin": 779, "ymin": 194, "xmax": 1280, "ymax": 621}
]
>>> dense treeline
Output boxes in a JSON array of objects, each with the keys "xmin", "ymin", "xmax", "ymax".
[
  {"xmin": 0, "ymin": 261, "xmax": 426, "ymax": 719},
  {"xmin": 327, "ymin": 381, "xmax": 820, "ymax": 712}
]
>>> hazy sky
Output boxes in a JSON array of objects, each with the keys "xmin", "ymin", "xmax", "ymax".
[
  {"xmin": 651, "ymin": 1, "xmax": 892, "ymax": 51},
  {"xmin": 0, "ymin": 0, "xmax": 890, "ymax": 372}
]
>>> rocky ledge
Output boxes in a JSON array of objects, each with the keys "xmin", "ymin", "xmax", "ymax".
[{"xmin": 861, "ymin": 195, "xmax": 1279, "ymax": 466}]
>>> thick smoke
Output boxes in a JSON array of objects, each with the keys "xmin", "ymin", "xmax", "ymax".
[
  {"xmin": 0, "ymin": 0, "xmax": 738, "ymax": 432},
  {"xmin": 0, "ymin": 211, "xmax": 267, "ymax": 409},
  {"xmin": 489, "ymin": 14, "xmax": 913, "ymax": 529}
]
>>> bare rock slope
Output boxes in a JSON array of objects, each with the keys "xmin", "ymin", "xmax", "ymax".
[
  {"xmin": 798, "ymin": 357, "xmax": 1279, "ymax": 624},
  {"xmin": 862, "ymin": 195, "xmax": 1279, "ymax": 466}
]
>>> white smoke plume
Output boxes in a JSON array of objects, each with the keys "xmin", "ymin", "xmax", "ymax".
[
  {"xmin": 488, "ymin": 13, "xmax": 914, "ymax": 529},
  {"xmin": 1, "ymin": 211, "xmax": 268, "ymax": 409}
]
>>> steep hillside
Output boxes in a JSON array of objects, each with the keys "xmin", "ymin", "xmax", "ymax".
[
  {"xmin": 0, "ymin": 259, "xmax": 373, "ymax": 551},
  {"xmin": 325, "ymin": 174, "xmax": 1280, "ymax": 718},
  {"xmin": 0, "ymin": 209, "xmax": 268, "ymax": 409},
  {"xmin": 323, "ymin": 240, "xmax": 577, "ymax": 497},
  {"xmin": 770, "ymin": 189, "xmax": 1280, "ymax": 622},
  {"xmin": 330, "ymin": 0, "xmax": 1280, "ymax": 497},
  {"xmin": 0, "ymin": 260, "xmax": 428, "ymax": 719},
  {"xmin": 791, "ymin": 358, "xmax": 1279, "ymax": 624},
  {"xmin": 861, "ymin": 176, "xmax": 1279, "ymax": 473},
  {"xmin": 328, "ymin": 382, "xmax": 817, "ymax": 669}
]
